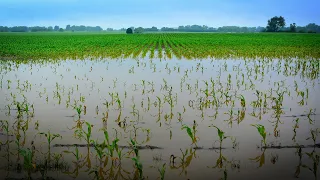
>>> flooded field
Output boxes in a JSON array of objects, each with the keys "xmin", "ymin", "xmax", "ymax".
[{"xmin": 0, "ymin": 57, "xmax": 319, "ymax": 180}]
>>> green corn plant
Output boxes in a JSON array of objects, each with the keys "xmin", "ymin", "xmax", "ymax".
[
  {"xmin": 19, "ymin": 148, "xmax": 35, "ymax": 179},
  {"xmin": 209, "ymin": 125, "xmax": 230, "ymax": 149},
  {"xmin": 75, "ymin": 121, "xmax": 93, "ymax": 146},
  {"xmin": 251, "ymin": 124, "xmax": 267, "ymax": 147},
  {"xmin": 91, "ymin": 139, "xmax": 106, "ymax": 166},
  {"xmin": 63, "ymin": 146, "xmax": 82, "ymax": 163},
  {"xmin": 103, "ymin": 130, "xmax": 120, "ymax": 160},
  {"xmin": 130, "ymin": 138, "xmax": 143, "ymax": 180},
  {"xmin": 181, "ymin": 125, "xmax": 199, "ymax": 147},
  {"xmin": 39, "ymin": 131, "xmax": 62, "ymax": 162},
  {"xmin": 237, "ymin": 95, "xmax": 246, "ymax": 108},
  {"xmin": 158, "ymin": 163, "xmax": 166, "ymax": 180},
  {"xmin": 75, "ymin": 104, "xmax": 82, "ymax": 119}
]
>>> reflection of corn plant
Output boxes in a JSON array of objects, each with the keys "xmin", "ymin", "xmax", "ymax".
[
  {"xmin": 292, "ymin": 118, "xmax": 299, "ymax": 142},
  {"xmin": 251, "ymin": 124, "xmax": 267, "ymax": 147},
  {"xmin": 209, "ymin": 125, "xmax": 230, "ymax": 149},
  {"xmin": 249, "ymin": 149, "xmax": 266, "ymax": 168},
  {"xmin": 130, "ymin": 138, "xmax": 143, "ymax": 180},
  {"xmin": 158, "ymin": 163, "xmax": 166, "ymax": 180},
  {"xmin": 303, "ymin": 150, "xmax": 319, "ymax": 179},
  {"xmin": 307, "ymin": 109, "xmax": 316, "ymax": 125},
  {"xmin": 0, "ymin": 120, "xmax": 10, "ymax": 145}
]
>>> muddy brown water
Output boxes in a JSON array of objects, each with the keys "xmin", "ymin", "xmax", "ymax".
[{"xmin": 0, "ymin": 57, "xmax": 319, "ymax": 180}]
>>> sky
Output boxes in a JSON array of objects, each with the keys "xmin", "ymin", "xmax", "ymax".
[{"xmin": 0, "ymin": 0, "xmax": 319, "ymax": 29}]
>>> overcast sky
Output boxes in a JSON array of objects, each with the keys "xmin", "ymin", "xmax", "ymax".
[{"xmin": 1, "ymin": 0, "xmax": 319, "ymax": 29}]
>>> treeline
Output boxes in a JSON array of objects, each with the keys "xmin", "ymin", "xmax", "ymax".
[
  {"xmin": 0, "ymin": 23, "xmax": 319, "ymax": 33},
  {"xmin": 0, "ymin": 25, "xmax": 103, "ymax": 32}
]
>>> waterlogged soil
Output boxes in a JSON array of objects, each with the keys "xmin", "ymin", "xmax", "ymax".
[{"xmin": 0, "ymin": 57, "xmax": 319, "ymax": 180}]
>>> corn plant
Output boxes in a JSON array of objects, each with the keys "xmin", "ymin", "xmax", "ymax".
[
  {"xmin": 251, "ymin": 124, "xmax": 267, "ymax": 147},
  {"xmin": 181, "ymin": 125, "xmax": 199, "ymax": 147},
  {"xmin": 75, "ymin": 121, "xmax": 93, "ymax": 147},
  {"xmin": 130, "ymin": 138, "xmax": 143, "ymax": 180},
  {"xmin": 209, "ymin": 125, "xmax": 230, "ymax": 149},
  {"xmin": 63, "ymin": 146, "xmax": 82, "ymax": 163},
  {"xmin": 19, "ymin": 148, "xmax": 35, "ymax": 179},
  {"xmin": 39, "ymin": 131, "xmax": 62, "ymax": 162},
  {"xmin": 103, "ymin": 130, "xmax": 120, "ymax": 161}
]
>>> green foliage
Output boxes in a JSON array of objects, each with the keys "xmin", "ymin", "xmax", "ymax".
[
  {"xmin": 1, "ymin": 33, "xmax": 320, "ymax": 60},
  {"xmin": 251, "ymin": 124, "xmax": 267, "ymax": 147},
  {"xmin": 126, "ymin": 28, "xmax": 133, "ymax": 34},
  {"xmin": 209, "ymin": 125, "xmax": 230, "ymax": 148},
  {"xmin": 266, "ymin": 16, "xmax": 286, "ymax": 32},
  {"xmin": 158, "ymin": 163, "xmax": 166, "ymax": 180}
]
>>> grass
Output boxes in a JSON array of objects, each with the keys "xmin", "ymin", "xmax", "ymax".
[{"xmin": 0, "ymin": 33, "xmax": 320, "ymax": 60}]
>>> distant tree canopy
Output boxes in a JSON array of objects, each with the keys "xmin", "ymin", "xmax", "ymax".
[
  {"xmin": 290, "ymin": 23, "xmax": 297, "ymax": 32},
  {"xmin": 126, "ymin": 28, "xmax": 133, "ymax": 34},
  {"xmin": 65, "ymin": 25, "xmax": 102, "ymax": 32},
  {"xmin": 134, "ymin": 27, "xmax": 144, "ymax": 34},
  {"xmin": 266, "ymin": 16, "xmax": 286, "ymax": 32},
  {"xmin": 0, "ymin": 21, "xmax": 319, "ymax": 33}
]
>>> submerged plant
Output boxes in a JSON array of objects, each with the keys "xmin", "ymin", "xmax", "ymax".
[{"xmin": 158, "ymin": 163, "xmax": 166, "ymax": 180}]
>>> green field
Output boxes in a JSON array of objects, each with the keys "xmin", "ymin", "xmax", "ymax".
[{"xmin": 1, "ymin": 32, "xmax": 320, "ymax": 60}]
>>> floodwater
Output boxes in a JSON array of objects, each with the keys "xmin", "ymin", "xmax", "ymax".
[{"xmin": 0, "ymin": 57, "xmax": 319, "ymax": 180}]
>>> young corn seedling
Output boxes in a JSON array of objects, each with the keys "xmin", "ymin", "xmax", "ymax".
[
  {"xmin": 103, "ymin": 130, "xmax": 120, "ymax": 161},
  {"xmin": 75, "ymin": 105, "xmax": 82, "ymax": 119},
  {"xmin": 63, "ymin": 146, "xmax": 82, "ymax": 163},
  {"xmin": 181, "ymin": 125, "xmax": 199, "ymax": 147},
  {"xmin": 209, "ymin": 125, "xmax": 230, "ymax": 149},
  {"xmin": 75, "ymin": 121, "xmax": 93, "ymax": 147},
  {"xmin": 91, "ymin": 139, "xmax": 107, "ymax": 167},
  {"xmin": 39, "ymin": 131, "xmax": 62, "ymax": 162},
  {"xmin": 19, "ymin": 148, "xmax": 35, "ymax": 179},
  {"xmin": 130, "ymin": 138, "xmax": 143, "ymax": 180},
  {"xmin": 251, "ymin": 124, "xmax": 267, "ymax": 147},
  {"xmin": 237, "ymin": 95, "xmax": 246, "ymax": 108}
]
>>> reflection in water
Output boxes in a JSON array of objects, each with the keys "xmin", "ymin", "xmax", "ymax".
[{"xmin": 0, "ymin": 57, "xmax": 319, "ymax": 179}]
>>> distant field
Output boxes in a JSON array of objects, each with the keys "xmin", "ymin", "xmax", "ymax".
[{"xmin": 0, "ymin": 32, "xmax": 319, "ymax": 60}]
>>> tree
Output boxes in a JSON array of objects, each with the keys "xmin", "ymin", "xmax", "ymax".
[
  {"xmin": 290, "ymin": 23, "xmax": 296, "ymax": 32},
  {"xmin": 48, "ymin": 26, "xmax": 53, "ymax": 31},
  {"xmin": 59, "ymin": 28, "xmax": 64, "ymax": 32},
  {"xmin": 134, "ymin": 27, "xmax": 144, "ymax": 34},
  {"xmin": 54, "ymin": 26, "xmax": 59, "ymax": 31},
  {"xmin": 126, "ymin": 28, "xmax": 133, "ymax": 34},
  {"xmin": 266, "ymin": 16, "xmax": 285, "ymax": 32},
  {"xmin": 66, "ymin": 25, "xmax": 71, "ymax": 31}
]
